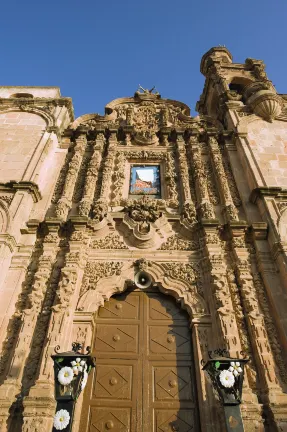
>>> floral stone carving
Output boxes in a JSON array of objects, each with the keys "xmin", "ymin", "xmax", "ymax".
[{"xmin": 120, "ymin": 196, "xmax": 172, "ymax": 249}]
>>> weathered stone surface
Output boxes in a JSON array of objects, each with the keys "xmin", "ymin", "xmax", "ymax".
[{"xmin": 0, "ymin": 50, "xmax": 287, "ymax": 430}]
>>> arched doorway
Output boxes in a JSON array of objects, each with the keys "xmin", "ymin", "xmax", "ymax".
[{"xmin": 80, "ymin": 287, "xmax": 200, "ymax": 431}]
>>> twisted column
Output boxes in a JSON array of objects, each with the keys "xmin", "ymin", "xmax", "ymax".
[
  {"xmin": 55, "ymin": 132, "xmax": 87, "ymax": 220},
  {"xmin": 208, "ymin": 136, "xmax": 239, "ymax": 222},
  {"xmin": 188, "ymin": 136, "xmax": 215, "ymax": 220},
  {"xmin": 78, "ymin": 132, "xmax": 105, "ymax": 217}
]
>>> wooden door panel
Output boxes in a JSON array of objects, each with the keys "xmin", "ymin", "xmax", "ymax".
[
  {"xmin": 81, "ymin": 290, "xmax": 199, "ymax": 432},
  {"xmin": 149, "ymin": 326, "xmax": 191, "ymax": 355},
  {"xmin": 154, "ymin": 366, "xmax": 193, "ymax": 401},
  {"xmin": 95, "ymin": 324, "xmax": 139, "ymax": 354},
  {"xmin": 97, "ymin": 294, "xmax": 139, "ymax": 320},
  {"xmin": 94, "ymin": 364, "xmax": 133, "ymax": 400},
  {"xmin": 155, "ymin": 409, "xmax": 195, "ymax": 432},
  {"xmin": 89, "ymin": 407, "xmax": 131, "ymax": 432},
  {"xmin": 148, "ymin": 295, "xmax": 187, "ymax": 321}
]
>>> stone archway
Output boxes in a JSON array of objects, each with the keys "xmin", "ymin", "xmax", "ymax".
[
  {"xmin": 79, "ymin": 286, "xmax": 201, "ymax": 432},
  {"xmin": 72, "ymin": 261, "xmax": 218, "ymax": 432}
]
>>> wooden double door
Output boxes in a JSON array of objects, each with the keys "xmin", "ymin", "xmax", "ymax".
[{"xmin": 80, "ymin": 289, "xmax": 199, "ymax": 431}]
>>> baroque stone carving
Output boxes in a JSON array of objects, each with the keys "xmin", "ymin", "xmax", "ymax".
[
  {"xmin": 163, "ymin": 262, "xmax": 198, "ymax": 287},
  {"xmin": 203, "ymin": 160, "xmax": 220, "ymax": 205},
  {"xmin": 91, "ymin": 233, "xmax": 128, "ymax": 249},
  {"xmin": 220, "ymin": 149, "xmax": 242, "ymax": 207},
  {"xmin": 110, "ymin": 152, "xmax": 126, "ymax": 206},
  {"xmin": 181, "ymin": 201, "xmax": 197, "ymax": 225},
  {"xmin": 90, "ymin": 199, "xmax": 108, "ymax": 223},
  {"xmin": 159, "ymin": 234, "xmax": 199, "ymax": 251},
  {"xmin": 79, "ymin": 261, "xmax": 123, "ymax": 299},
  {"xmin": 132, "ymin": 102, "xmax": 159, "ymax": 145},
  {"xmin": 124, "ymin": 196, "xmax": 161, "ymax": 225},
  {"xmin": 226, "ymin": 270, "xmax": 257, "ymax": 390},
  {"xmin": 0, "ymin": 195, "xmax": 13, "ymax": 206},
  {"xmin": 208, "ymin": 137, "xmax": 239, "ymax": 221}
]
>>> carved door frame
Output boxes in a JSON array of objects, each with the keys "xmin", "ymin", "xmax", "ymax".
[{"xmin": 70, "ymin": 261, "xmax": 219, "ymax": 432}]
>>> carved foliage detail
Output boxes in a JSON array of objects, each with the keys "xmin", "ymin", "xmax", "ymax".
[
  {"xmin": 124, "ymin": 195, "xmax": 161, "ymax": 224},
  {"xmin": 159, "ymin": 235, "xmax": 199, "ymax": 251},
  {"xmin": 91, "ymin": 233, "xmax": 128, "ymax": 249},
  {"xmin": 80, "ymin": 261, "xmax": 123, "ymax": 298}
]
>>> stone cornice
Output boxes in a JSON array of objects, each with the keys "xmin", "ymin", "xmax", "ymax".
[
  {"xmin": 0, "ymin": 234, "xmax": 17, "ymax": 252},
  {"xmin": 0, "ymin": 181, "xmax": 42, "ymax": 202},
  {"xmin": 250, "ymin": 187, "xmax": 287, "ymax": 203},
  {"xmin": 0, "ymin": 96, "xmax": 74, "ymax": 122}
]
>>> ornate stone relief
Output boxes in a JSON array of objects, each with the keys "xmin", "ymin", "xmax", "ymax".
[
  {"xmin": 220, "ymin": 148, "xmax": 242, "ymax": 207},
  {"xmin": 162, "ymin": 262, "xmax": 204, "ymax": 299},
  {"xmin": 79, "ymin": 261, "xmax": 123, "ymax": 300},
  {"xmin": 226, "ymin": 269, "xmax": 257, "ymax": 390},
  {"xmin": 159, "ymin": 234, "xmax": 199, "ymax": 251},
  {"xmin": 277, "ymin": 202, "xmax": 287, "ymax": 214},
  {"xmin": 119, "ymin": 196, "xmax": 172, "ymax": 249},
  {"xmin": 90, "ymin": 232, "xmax": 128, "ymax": 249},
  {"xmin": 110, "ymin": 152, "xmax": 126, "ymax": 206},
  {"xmin": 208, "ymin": 137, "xmax": 239, "ymax": 221},
  {"xmin": 203, "ymin": 160, "xmax": 220, "ymax": 205},
  {"xmin": 110, "ymin": 149, "xmax": 179, "ymax": 209},
  {"xmin": 0, "ymin": 194, "xmax": 13, "ymax": 207}
]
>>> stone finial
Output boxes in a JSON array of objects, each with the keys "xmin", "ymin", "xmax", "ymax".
[{"xmin": 200, "ymin": 46, "xmax": 233, "ymax": 76}]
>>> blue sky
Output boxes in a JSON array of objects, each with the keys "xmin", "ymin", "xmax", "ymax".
[{"xmin": 1, "ymin": 0, "xmax": 286, "ymax": 118}]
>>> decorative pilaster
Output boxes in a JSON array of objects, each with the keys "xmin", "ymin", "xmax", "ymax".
[
  {"xmin": 188, "ymin": 136, "xmax": 215, "ymax": 220},
  {"xmin": 176, "ymin": 133, "xmax": 193, "ymax": 202},
  {"xmin": 78, "ymin": 132, "xmax": 105, "ymax": 216},
  {"xmin": 230, "ymin": 235, "xmax": 285, "ymax": 406},
  {"xmin": 0, "ymin": 226, "xmax": 60, "ymax": 431},
  {"xmin": 165, "ymin": 150, "xmax": 179, "ymax": 208},
  {"xmin": 22, "ymin": 228, "xmax": 90, "ymax": 431},
  {"xmin": 208, "ymin": 136, "xmax": 239, "ymax": 222},
  {"xmin": 200, "ymin": 230, "xmax": 241, "ymax": 355},
  {"xmin": 110, "ymin": 151, "xmax": 126, "ymax": 206},
  {"xmin": 55, "ymin": 132, "xmax": 87, "ymax": 220},
  {"xmin": 98, "ymin": 131, "xmax": 117, "ymax": 201}
]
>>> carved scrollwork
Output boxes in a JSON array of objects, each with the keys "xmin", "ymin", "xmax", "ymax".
[
  {"xmin": 91, "ymin": 233, "xmax": 128, "ymax": 249},
  {"xmin": 159, "ymin": 234, "xmax": 199, "ymax": 251},
  {"xmin": 0, "ymin": 194, "xmax": 13, "ymax": 207},
  {"xmin": 79, "ymin": 261, "xmax": 124, "ymax": 299},
  {"xmin": 181, "ymin": 201, "xmax": 197, "ymax": 225},
  {"xmin": 124, "ymin": 195, "xmax": 161, "ymax": 224},
  {"xmin": 110, "ymin": 152, "xmax": 126, "ymax": 206}
]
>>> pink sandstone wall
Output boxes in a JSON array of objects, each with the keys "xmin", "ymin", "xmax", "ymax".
[
  {"xmin": 247, "ymin": 119, "xmax": 287, "ymax": 188},
  {"xmin": 0, "ymin": 111, "xmax": 46, "ymax": 182}
]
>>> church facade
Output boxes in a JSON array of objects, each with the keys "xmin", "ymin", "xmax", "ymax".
[{"xmin": 0, "ymin": 47, "xmax": 287, "ymax": 431}]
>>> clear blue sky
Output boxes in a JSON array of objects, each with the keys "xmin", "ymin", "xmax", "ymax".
[{"xmin": 1, "ymin": 0, "xmax": 286, "ymax": 118}]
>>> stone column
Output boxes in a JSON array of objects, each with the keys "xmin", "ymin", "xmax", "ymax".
[
  {"xmin": 165, "ymin": 150, "xmax": 179, "ymax": 208},
  {"xmin": 208, "ymin": 136, "xmax": 239, "ymax": 222},
  {"xmin": 0, "ymin": 225, "xmax": 60, "ymax": 431},
  {"xmin": 110, "ymin": 151, "xmax": 126, "ymax": 206},
  {"xmin": 78, "ymin": 132, "xmax": 105, "ymax": 216},
  {"xmin": 231, "ymin": 236, "xmax": 287, "ymax": 407},
  {"xmin": 176, "ymin": 133, "xmax": 193, "ymax": 202},
  {"xmin": 188, "ymin": 135, "xmax": 215, "ymax": 220},
  {"xmin": 98, "ymin": 131, "xmax": 117, "ymax": 201},
  {"xmin": 22, "ymin": 227, "xmax": 90, "ymax": 431},
  {"xmin": 55, "ymin": 131, "xmax": 87, "ymax": 220},
  {"xmin": 200, "ymin": 229, "xmax": 262, "ymax": 429},
  {"xmin": 200, "ymin": 230, "xmax": 241, "ymax": 354}
]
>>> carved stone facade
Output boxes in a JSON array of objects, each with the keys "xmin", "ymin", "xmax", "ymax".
[{"xmin": 0, "ymin": 49, "xmax": 287, "ymax": 431}]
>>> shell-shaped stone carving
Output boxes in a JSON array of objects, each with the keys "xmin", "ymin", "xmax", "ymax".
[{"xmin": 249, "ymin": 91, "xmax": 282, "ymax": 122}]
